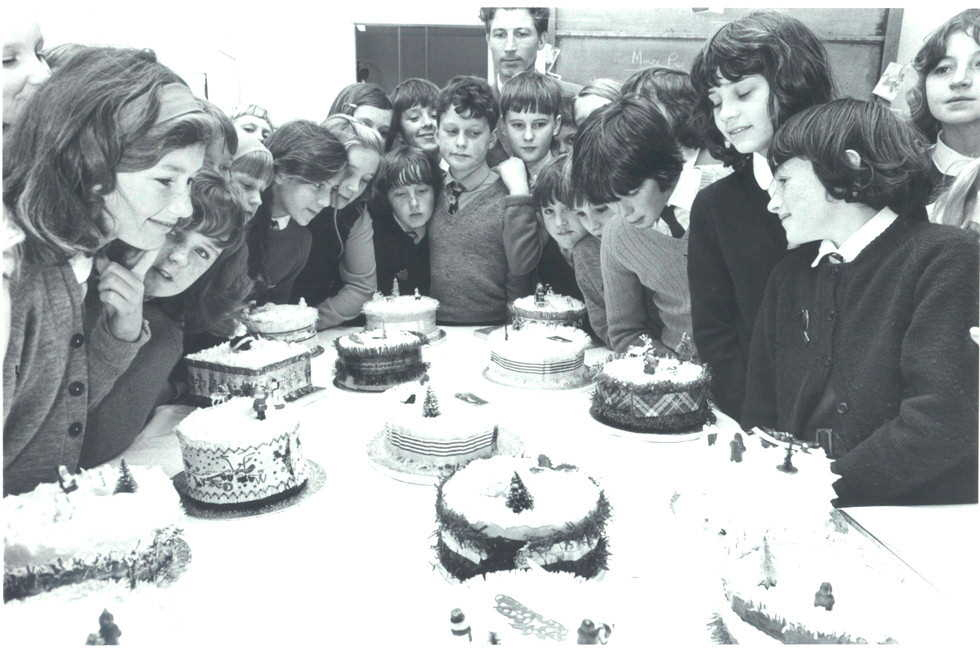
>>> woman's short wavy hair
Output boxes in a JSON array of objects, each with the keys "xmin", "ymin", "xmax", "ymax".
[
  {"xmin": 690, "ymin": 10, "xmax": 836, "ymax": 169},
  {"xmin": 3, "ymin": 46, "xmax": 222, "ymax": 265},
  {"xmin": 907, "ymin": 9, "xmax": 980, "ymax": 142},
  {"xmin": 769, "ymin": 98, "xmax": 933, "ymax": 215},
  {"xmin": 328, "ymin": 82, "xmax": 393, "ymax": 117}
]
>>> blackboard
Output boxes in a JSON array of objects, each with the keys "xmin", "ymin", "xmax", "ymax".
[{"xmin": 550, "ymin": 8, "xmax": 903, "ymax": 100}]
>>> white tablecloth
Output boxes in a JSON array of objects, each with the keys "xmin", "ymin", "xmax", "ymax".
[{"xmin": 7, "ymin": 326, "xmax": 977, "ymax": 649}]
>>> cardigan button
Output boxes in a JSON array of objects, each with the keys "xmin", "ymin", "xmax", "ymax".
[
  {"xmin": 835, "ymin": 401, "xmax": 849, "ymax": 415},
  {"xmin": 70, "ymin": 333, "xmax": 85, "ymax": 348},
  {"xmin": 826, "ymin": 310, "xmax": 837, "ymax": 321},
  {"xmin": 68, "ymin": 381, "xmax": 85, "ymax": 396},
  {"xmin": 68, "ymin": 422, "xmax": 83, "ymax": 437}
]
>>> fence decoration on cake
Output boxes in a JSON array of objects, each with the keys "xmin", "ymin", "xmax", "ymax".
[
  {"xmin": 490, "ymin": 352, "xmax": 583, "ymax": 375},
  {"xmin": 185, "ymin": 353, "xmax": 312, "ymax": 404}
]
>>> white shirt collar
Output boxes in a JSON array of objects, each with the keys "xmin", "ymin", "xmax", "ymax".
[
  {"xmin": 270, "ymin": 215, "xmax": 291, "ymax": 231},
  {"xmin": 810, "ymin": 207, "xmax": 898, "ymax": 268},
  {"xmin": 753, "ymin": 152, "xmax": 773, "ymax": 191},
  {"xmin": 69, "ymin": 253, "xmax": 93, "ymax": 285},
  {"xmin": 932, "ymin": 132, "xmax": 973, "ymax": 177},
  {"xmin": 668, "ymin": 156, "xmax": 704, "ymax": 212}
]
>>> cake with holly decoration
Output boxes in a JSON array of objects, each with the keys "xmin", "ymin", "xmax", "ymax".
[
  {"xmin": 362, "ymin": 281, "xmax": 440, "ymax": 341},
  {"xmin": 334, "ymin": 328, "xmax": 427, "ymax": 392},
  {"xmin": 436, "ymin": 455, "xmax": 611, "ymax": 581},
  {"xmin": 591, "ymin": 334, "xmax": 712, "ymax": 433},
  {"xmin": 4, "ymin": 462, "xmax": 185, "ymax": 602},
  {"xmin": 183, "ymin": 336, "xmax": 313, "ymax": 405},
  {"xmin": 384, "ymin": 383, "xmax": 498, "ymax": 467},
  {"xmin": 671, "ymin": 428, "xmax": 926, "ymax": 644},
  {"xmin": 509, "ymin": 283, "xmax": 587, "ymax": 330},
  {"xmin": 175, "ymin": 396, "xmax": 308, "ymax": 506},
  {"xmin": 243, "ymin": 299, "xmax": 318, "ymax": 342},
  {"xmin": 486, "ymin": 324, "xmax": 592, "ymax": 388}
]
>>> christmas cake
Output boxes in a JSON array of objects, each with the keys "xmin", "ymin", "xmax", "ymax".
[
  {"xmin": 183, "ymin": 337, "xmax": 313, "ymax": 405},
  {"xmin": 486, "ymin": 324, "xmax": 592, "ymax": 388},
  {"xmin": 671, "ymin": 429, "xmax": 918, "ymax": 644},
  {"xmin": 591, "ymin": 341, "xmax": 711, "ymax": 433},
  {"xmin": 362, "ymin": 283, "xmax": 441, "ymax": 341},
  {"xmin": 175, "ymin": 396, "xmax": 307, "ymax": 505},
  {"xmin": 243, "ymin": 299, "xmax": 318, "ymax": 342},
  {"xmin": 509, "ymin": 284, "xmax": 587, "ymax": 329},
  {"xmin": 436, "ymin": 455, "xmax": 611, "ymax": 581},
  {"xmin": 384, "ymin": 384, "xmax": 498, "ymax": 467},
  {"xmin": 4, "ymin": 462, "xmax": 184, "ymax": 601},
  {"xmin": 334, "ymin": 329, "xmax": 427, "ymax": 392}
]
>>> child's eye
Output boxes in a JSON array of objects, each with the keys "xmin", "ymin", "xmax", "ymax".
[
  {"xmin": 542, "ymin": 208, "xmax": 554, "ymax": 216},
  {"xmin": 195, "ymin": 248, "xmax": 212, "ymax": 260},
  {"xmin": 157, "ymin": 178, "xmax": 174, "ymax": 188},
  {"xmin": 416, "ymin": 186, "xmax": 431, "ymax": 194},
  {"xmin": 2, "ymin": 55, "xmax": 17, "ymax": 67}
]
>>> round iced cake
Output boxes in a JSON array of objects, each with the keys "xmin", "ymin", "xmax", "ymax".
[
  {"xmin": 244, "ymin": 302, "xmax": 318, "ymax": 342},
  {"xmin": 510, "ymin": 293, "xmax": 587, "ymax": 329},
  {"xmin": 487, "ymin": 325, "xmax": 592, "ymax": 388},
  {"xmin": 592, "ymin": 355, "xmax": 711, "ymax": 433},
  {"xmin": 334, "ymin": 329, "xmax": 427, "ymax": 392},
  {"xmin": 384, "ymin": 384, "xmax": 497, "ymax": 467},
  {"xmin": 175, "ymin": 397, "xmax": 307, "ymax": 505},
  {"xmin": 436, "ymin": 456, "xmax": 610, "ymax": 581},
  {"xmin": 363, "ymin": 294, "xmax": 440, "ymax": 340}
]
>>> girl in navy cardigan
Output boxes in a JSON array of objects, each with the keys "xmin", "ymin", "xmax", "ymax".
[
  {"xmin": 744, "ymin": 99, "xmax": 978, "ymax": 507},
  {"xmin": 686, "ymin": 11, "xmax": 836, "ymax": 419}
]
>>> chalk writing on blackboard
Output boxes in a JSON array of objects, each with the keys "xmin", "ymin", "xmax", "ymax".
[{"xmin": 626, "ymin": 50, "xmax": 683, "ymax": 72}]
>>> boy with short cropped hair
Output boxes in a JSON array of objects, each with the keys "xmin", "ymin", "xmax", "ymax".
[
  {"xmin": 428, "ymin": 75, "xmax": 540, "ymax": 324},
  {"xmin": 499, "ymin": 70, "xmax": 562, "ymax": 187},
  {"xmin": 570, "ymin": 97, "xmax": 688, "ymax": 354}
]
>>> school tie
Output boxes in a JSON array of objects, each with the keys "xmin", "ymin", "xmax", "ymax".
[
  {"xmin": 661, "ymin": 205, "xmax": 685, "ymax": 238},
  {"xmin": 821, "ymin": 252, "xmax": 845, "ymax": 265},
  {"xmin": 447, "ymin": 180, "xmax": 466, "ymax": 215}
]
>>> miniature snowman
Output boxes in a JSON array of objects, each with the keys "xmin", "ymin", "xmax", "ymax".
[
  {"xmin": 268, "ymin": 378, "xmax": 286, "ymax": 410},
  {"xmin": 534, "ymin": 283, "xmax": 546, "ymax": 306}
]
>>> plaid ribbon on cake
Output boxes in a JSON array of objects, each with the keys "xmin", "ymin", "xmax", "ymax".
[{"xmin": 597, "ymin": 383, "xmax": 703, "ymax": 417}]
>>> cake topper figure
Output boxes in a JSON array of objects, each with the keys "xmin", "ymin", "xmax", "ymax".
[
  {"xmin": 777, "ymin": 439, "xmax": 799, "ymax": 473},
  {"xmin": 450, "ymin": 608, "xmax": 472, "ymax": 642},
  {"xmin": 814, "ymin": 582, "xmax": 835, "ymax": 611},
  {"xmin": 545, "ymin": 283, "xmax": 555, "ymax": 296},
  {"xmin": 391, "ymin": 277, "xmax": 400, "ymax": 298},
  {"xmin": 730, "ymin": 433, "xmax": 746, "ymax": 463},
  {"xmin": 534, "ymin": 283, "xmax": 546, "ymax": 306},
  {"xmin": 268, "ymin": 377, "xmax": 286, "ymax": 410},
  {"xmin": 209, "ymin": 384, "xmax": 231, "ymax": 407},
  {"xmin": 85, "ymin": 609, "xmax": 122, "ymax": 646},
  {"xmin": 577, "ymin": 619, "xmax": 612, "ymax": 645},
  {"xmin": 414, "ymin": 288, "xmax": 421, "ymax": 300},
  {"xmin": 707, "ymin": 432, "xmax": 718, "ymax": 446},
  {"xmin": 676, "ymin": 332, "xmax": 697, "ymax": 362},
  {"xmin": 57, "ymin": 465, "xmax": 78, "ymax": 494},
  {"xmin": 372, "ymin": 290, "xmax": 384, "ymax": 301},
  {"xmin": 252, "ymin": 385, "xmax": 268, "ymax": 420},
  {"xmin": 643, "ymin": 353, "xmax": 660, "ymax": 375}
]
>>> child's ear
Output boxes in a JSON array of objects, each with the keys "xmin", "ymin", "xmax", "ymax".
[
  {"xmin": 274, "ymin": 171, "xmax": 288, "ymax": 186},
  {"xmin": 843, "ymin": 149, "xmax": 862, "ymax": 170},
  {"xmin": 488, "ymin": 130, "xmax": 498, "ymax": 149},
  {"xmin": 553, "ymin": 114, "xmax": 562, "ymax": 137}
]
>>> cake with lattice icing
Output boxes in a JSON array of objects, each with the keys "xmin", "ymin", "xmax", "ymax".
[
  {"xmin": 334, "ymin": 329, "xmax": 427, "ymax": 392},
  {"xmin": 591, "ymin": 342, "xmax": 712, "ymax": 433},
  {"xmin": 436, "ymin": 455, "xmax": 610, "ymax": 581},
  {"xmin": 486, "ymin": 324, "xmax": 592, "ymax": 388},
  {"xmin": 4, "ymin": 463, "xmax": 184, "ymax": 601},
  {"xmin": 243, "ymin": 300, "xmax": 318, "ymax": 342},
  {"xmin": 183, "ymin": 337, "xmax": 313, "ymax": 405},
  {"xmin": 363, "ymin": 289, "xmax": 440, "ymax": 341},
  {"xmin": 384, "ymin": 383, "xmax": 497, "ymax": 468},
  {"xmin": 671, "ymin": 429, "xmax": 913, "ymax": 644},
  {"xmin": 510, "ymin": 284, "xmax": 587, "ymax": 330},
  {"xmin": 176, "ymin": 396, "xmax": 307, "ymax": 505}
]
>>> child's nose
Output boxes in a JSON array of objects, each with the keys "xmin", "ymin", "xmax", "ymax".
[
  {"xmin": 408, "ymin": 192, "xmax": 420, "ymax": 210},
  {"xmin": 523, "ymin": 125, "xmax": 534, "ymax": 141}
]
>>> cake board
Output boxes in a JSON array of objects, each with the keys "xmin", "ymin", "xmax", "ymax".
[
  {"xmin": 366, "ymin": 427, "xmax": 524, "ymax": 485},
  {"xmin": 171, "ymin": 459, "xmax": 326, "ymax": 519}
]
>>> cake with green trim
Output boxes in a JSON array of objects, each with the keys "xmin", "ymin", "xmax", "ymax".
[
  {"xmin": 334, "ymin": 329, "xmax": 427, "ymax": 392},
  {"xmin": 486, "ymin": 324, "xmax": 592, "ymax": 388},
  {"xmin": 176, "ymin": 396, "xmax": 307, "ymax": 505},
  {"xmin": 591, "ymin": 349, "xmax": 712, "ymax": 433},
  {"xmin": 385, "ymin": 384, "xmax": 497, "ymax": 467},
  {"xmin": 4, "ymin": 463, "xmax": 185, "ymax": 602},
  {"xmin": 436, "ymin": 455, "xmax": 611, "ymax": 581},
  {"xmin": 183, "ymin": 337, "xmax": 313, "ymax": 405},
  {"xmin": 243, "ymin": 299, "xmax": 318, "ymax": 342},
  {"xmin": 363, "ymin": 288, "xmax": 440, "ymax": 341},
  {"xmin": 509, "ymin": 284, "xmax": 587, "ymax": 329}
]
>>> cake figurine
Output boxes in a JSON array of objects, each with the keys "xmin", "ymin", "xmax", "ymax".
[
  {"xmin": 209, "ymin": 384, "xmax": 231, "ymax": 407},
  {"xmin": 57, "ymin": 465, "xmax": 78, "ymax": 494},
  {"xmin": 814, "ymin": 582, "xmax": 835, "ymax": 611},
  {"xmin": 778, "ymin": 441, "xmax": 799, "ymax": 474},
  {"xmin": 391, "ymin": 277, "xmax": 400, "ymax": 298},
  {"xmin": 414, "ymin": 288, "xmax": 421, "ymax": 300},
  {"xmin": 730, "ymin": 433, "xmax": 746, "ymax": 462},
  {"xmin": 509, "ymin": 284, "xmax": 587, "ymax": 329},
  {"xmin": 268, "ymin": 378, "xmax": 286, "ymax": 410},
  {"xmin": 85, "ymin": 609, "xmax": 121, "ymax": 646},
  {"xmin": 577, "ymin": 619, "xmax": 611, "ymax": 645},
  {"xmin": 449, "ymin": 608, "xmax": 472, "ymax": 642},
  {"xmin": 252, "ymin": 387, "xmax": 268, "ymax": 421}
]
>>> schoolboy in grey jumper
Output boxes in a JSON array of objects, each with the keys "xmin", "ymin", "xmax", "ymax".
[
  {"xmin": 428, "ymin": 76, "xmax": 540, "ymax": 324},
  {"xmin": 570, "ymin": 97, "xmax": 688, "ymax": 354}
]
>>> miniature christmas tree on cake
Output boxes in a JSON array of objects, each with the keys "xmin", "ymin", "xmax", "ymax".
[
  {"xmin": 759, "ymin": 536, "xmax": 777, "ymax": 589},
  {"xmin": 391, "ymin": 277, "xmax": 400, "ymax": 298},
  {"xmin": 113, "ymin": 459, "xmax": 138, "ymax": 494},
  {"xmin": 423, "ymin": 386, "xmax": 441, "ymax": 418},
  {"xmin": 506, "ymin": 472, "xmax": 534, "ymax": 513}
]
